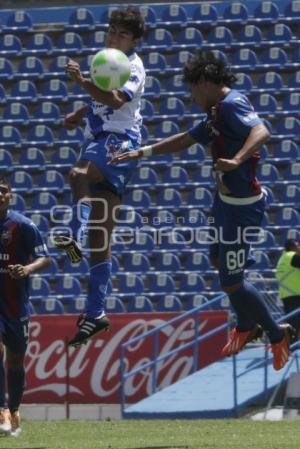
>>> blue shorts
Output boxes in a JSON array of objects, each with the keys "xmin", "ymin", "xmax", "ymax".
[
  {"xmin": 79, "ymin": 132, "xmax": 139, "ymax": 197},
  {"xmin": 209, "ymin": 192, "xmax": 266, "ymax": 288},
  {"xmin": 0, "ymin": 314, "xmax": 29, "ymax": 353}
]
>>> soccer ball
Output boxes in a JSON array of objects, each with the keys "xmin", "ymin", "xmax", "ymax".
[{"xmin": 90, "ymin": 48, "xmax": 131, "ymax": 92}]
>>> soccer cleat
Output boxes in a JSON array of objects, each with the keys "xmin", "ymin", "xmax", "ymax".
[
  {"xmin": 68, "ymin": 312, "xmax": 110, "ymax": 347},
  {"xmin": 54, "ymin": 235, "xmax": 82, "ymax": 264},
  {"xmin": 0, "ymin": 408, "xmax": 11, "ymax": 435},
  {"xmin": 10, "ymin": 411, "xmax": 21, "ymax": 437},
  {"xmin": 271, "ymin": 324, "xmax": 296, "ymax": 371},
  {"xmin": 221, "ymin": 324, "xmax": 263, "ymax": 357}
]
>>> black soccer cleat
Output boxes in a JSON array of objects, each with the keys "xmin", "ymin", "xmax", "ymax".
[
  {"xmin": 54, "ymin": 235, "xmax": 82, "ymax": 264},
  {"xmin": 68, "ymin": 313, "xmax": 110, "ymax": 347}
]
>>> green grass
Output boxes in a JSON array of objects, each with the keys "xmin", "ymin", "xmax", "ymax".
[{"xmin": 1, "ymin": 419, "xmax": 300, "ymax": 449}]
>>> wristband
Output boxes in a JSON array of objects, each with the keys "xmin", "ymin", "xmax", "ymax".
[{"xmin": 140, "ymin": 145, "xmax": 153, "ymax": 157}]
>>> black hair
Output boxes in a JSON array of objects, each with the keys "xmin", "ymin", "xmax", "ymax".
[
  {"xmin": 0, "ymin": 176, "xmax": 11, "ymax": 191},
  {"xmin": 109, "ymin": 6, "xmax": 145, "ymax": 39},
  {"xmin": 183, "ymin": 50, "xmax": 237, "ymax": 87},
  {"xmin": 285, "ymin": 238, "xmax": 299, "ymax": 251}
]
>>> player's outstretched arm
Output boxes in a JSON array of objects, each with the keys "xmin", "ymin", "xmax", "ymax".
[
  {"xmin": 8, "ymin": 257, "xmax": 51, "ymax": 279},
  {"xmin": 110, "ymin": 131, "xmax": 196, "ymax": 164}
]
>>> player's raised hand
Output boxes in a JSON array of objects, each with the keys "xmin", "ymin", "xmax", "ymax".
[
  {"xmin": 8, "ymin": 264, "xmax": 30, "ymax": 279},
  {"xmin": 109, "ymin": 149, "xmax": 142, "ymax": 165},
  {"xmin": 214, "ymin": 157, "xmax": 240, "ymax": 172},
  {"xmin": 65, "ymin": 59, "xmax": 84, "ymax": 84}
]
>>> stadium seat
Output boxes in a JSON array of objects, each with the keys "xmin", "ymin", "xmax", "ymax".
[
  {"xmin": 157, "ymin": 295, "xmax": 183, "ymax": 312},
  {"xmin": 279, "ymin": 229, "xmax": 300, "ymax": 246},
  {"xmin": 56, "ymin": 276, "xmax": 82, "ymax": 298},
  {"xmin": 233, "ymin": 73, "xmax": 253, "ymax": 93},
  {"xmin": 127, "ymin": 296, "xmax": 154, "ymax": 312},
  {"xmin": 288, "ymin": 70, "xmax": 300, "ymax": 89},
  {"xmin": 232, "ymin": 49, "xmax": 258, "ymax": 69},
  {"xmin": 274, "ymin": 208, "xmax": 300, "ymax": 227},
  {"xmin": 161, "ymin": 5, "xmax": 188, "ymax": 27},
  {"xmin": 38, "ymin": 170, "xmax": 65, "ymax": 193},
  {"xmin": 66, "ymin": 8, "xmax": 96, "ymax": 30},
  {"xmin": 130, "ymin": 166, "xmax": 158, "ymax": 187},
  {"xmin": 67, "ymin": 296, "xmax": 87, "ymax": 313},
  {"xmin": 277, "ymin": 117, "xmax": 300, "ymax": 138},
  {"xmin": 148, "ymin": 273, "xmax": 175, "ymax": 293},
  {"xmin": 253, "ymin": 1, "xmax": 279, "ymax": 24},
  {"xmin": 140, "ymin": 98, "xmax": 154, "ymax": 121},
  {"xmin": 0, "ymin": 149, "xmax": 13, "ymax": 173},
  {"xmin": 154, "ymin": 121, "xmax": 180, "ymax": 139},
  {"xmin": 57, "ymin": 127, "xmax": 84, "ymax": 146},
  {"xmin": 284, "ymin": 0, "xmax": 300, "ymax": 22},
  {"xmin": 192, "ymin": 4, "xmax": 218, "ymax": 27},
  {"xmin": 180, "ymin": 144, "xmax": 206, "ymax": 164},
  {"xmin": 282, "ymin": 93, "xmax": 300, "ymax": 114},
  {"xmin": 279, "ymin": 185, "xmax": 300, "ymax": 205},
  {"xmin": 117, "ymin": 209, "xmax": 143, "ymax": 228},
  {"xmin": 284, "ymin": 162, "xmax": 300, "ymax": 180},
  {"xmin": 105, "ymin": 296, "xmax": 126, "ymax": 313},
  {"xmin": 266, "ymin": 24, "xmax": 293, "ymax": 44},
  {"xmin": 144, "ymin": 52, "xmax": 167, "ymax": 74},
  {"xmin": 56, "ymin": 32, "xmax": 83, "ymax": 55},
  {"xmin": 176, "ymin": 28, "xmax": 203, "ymax": 50},
  {"xmin": 31, "ymin": 192, "xmax": 58, "ymax": 212},
  {"xmin": 50, "ymin": 146, "xmax": 77, "ymax": 171},
  {"xmin": 250, "ymin": 250, "xmax": 271, "ymax": 269},
  {"xmin": 1, "ymin": 102, "xmax": 29, "ymax": 125},
  {"xmin": 86, "ymin": 30, "xmax": 105, "ymax": 52},
  {"xmin": 33, "ymin": 102, "xmax": 60, "ymax": 125},
  {"xmin": 186, "ymin": 187, "xmax": 213, "ymax": 208},
  {"xmin": 40, "ymin": 298, "xmax": 64, "ymax": 314},
  {"xmin": 171, "ymin": 51, "xmax": 194, "ymax": 69},
  {"xmin": 9, "ymin": 193, "xmax": 26, "ymax": 212},
  {"xmin": 222, "ymin": 3, "xmax": 249, "ymax": 24},
  {"xmin": 19, "ymin": 147, "xmax": 46, "ymax": 172},
  {"xmin": 9, "ymin": 171, "xmax": 33, "ymax": 193},
  {"xmin": 144, "ymin": 29, "xmax": 173, "ymax": 51},
  {"xmin": 256, "ymin": 72, "xmax": 283, "ymax": 92},
  {"xmin": 29, "ymin": 213, "xmax": 50, "ymax": 234},
  {"xmin": 69, "ymin": 83, "xmax": 89, "ymax": 101},
  {"xmin": 123, "ymin": 253, "xmax": 151, "ymax": 273},
  {"xmin": 10, "ymin": 80, "xmax": 38, "ymax": 102},
  {"xmin": 156, "ymin": 188, "xmax": 182, "ymax": 209},
  {"xmin": 41, "ymin": 79, "xmax": 68, "ymax": 101},
  {"xmin": 118, "ymin": 273, "xmax": 145, "ymax": 294},
  {"xmin": 129, "ymin": 232, "xmax": 155, "ymax": 252},
  {"xmin": 30, "ymin": 276, "xmax": 51, "ymax": 299},
  {"xmin": 236, "ymin": 25, "xmax": 262, "ymax": 47},
  {"xmin": 17, "ymin": 56, "xmax": 45, "ymax": 79},
  {"xmin": 291, "ymin": 47, "xmax": 300, "ymax": 66},
  {"xmin": 141, "ymin": 124, "xmax": 149, "ymax": 144},
  {"xmin": 159, "ymin": 98, "xmax": 185, "ymax": 120},
  {"xmin": 111, "ymin": 255, "xmax": 120, "ymax": 274},
  {"xmin": 257, "ymin": 163, "xmax": 279, "ymax": 183},
  {"xmin": 111, "ymin": 233, "xmax": 126, "ymax": 252},
  {"xmin": 0, "ymin": 58, "xmax": 13, "ymax": 80},
  {"xmin": 178, "ymin": 273, "xmax": 206, "ymax": 293},
  {"xmin": 144, "ymin": 76, "xmax": 161, "ymax": 97},
  {"xmin": 181, "ymin": 209, "xmax": 207, "ymax": 228},
  {"xmin": 4, "ymin": 11, "xmax": 33, "ymax": 32},
  {"xmin": 154, "ymin": 253, "xmax": 181, "ymax": 272},
  {"xmin": 166, "ymin": 75, "xmax": 188, "ymax": 97},
  {"xmin": 159, "ymin": 231, "xmax": 186, "ymax": 251},
  {"xmin": 150, "ymin": 209, "xmax": 175, "ymax": 229},
  {"xmin": 39, "ymin": 258, "xmax": 58, "ymax": 279},
  {"xmin": 192, "ymin": 164, "xmax": 214, "ymax": 185},
  {"xmin": 255, "ymin": 230, "xmax": 276, "ymax": 248},
  {"xmin": 0, "ymin": 84, "xmax": 5, "ymax": 104},
  {"xmin": 161, "ymin": 166, "xmax": 189, "ymax": 186},
  {"xmin": 25, "ymin": 33, "xmax": 53, "ymax": 56},
  {"xmin": 260, "ymin": 48, "xmax": 287, "ymax": 68},
  {"xmin": 186, "ymin": 294, "xmax": 209, "ymax": 310},
  {"xmin": 139, "ymin": 5, "xmax": 157, "ymax": 28},
  {"xmin": 185, "ymin": 252, "xmax": 211, "ymax": 271},
  {"xmin": 124, "ymin": 189, "xmax": 151, "ymax": 210},
  {"xmin": 0, "ymin": 34, "xmax": 22, "ymax": 56},
  {"xmin": 0, "ymin": 125, "xmax": 21, "ymax": 148},
  {"xmin": 251, "ymin": 94, "xmax": 277, "ymax": 115},
  {"xmin": 207, "ymin": 26, "xmax": 233, "ymax": 48},
  {"xmin": 48, "ymin": 56, "xmax": 69, "ymax": 77},
  {"xmin": 26, "ymin": 125, "xmax": 54, "ymax": 147}
]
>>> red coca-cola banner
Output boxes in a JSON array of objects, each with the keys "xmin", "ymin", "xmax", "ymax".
[{"xmin": 24, "ymin": 311, "xmax": 228, "ymax": 404}]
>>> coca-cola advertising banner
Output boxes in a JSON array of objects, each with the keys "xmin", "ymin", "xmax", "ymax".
[{"xmin": 24, "ymin": 311, "xmax": 228, "ymax": 404}]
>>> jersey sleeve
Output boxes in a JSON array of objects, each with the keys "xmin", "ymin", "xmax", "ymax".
[
  {"xmin": 222, "ymin": 95, "xmax": 263, "ymax": 137},
  {"xmin": 22, "ymin": 221, "xmax": 49, "ymax": 259},
  {"xmin": 118, "ymin": 60, "xmax": 145, "ymax": 101},
  {"xmin": 188, "ymin": 117, "xmax": 212, "ymax": 145}
]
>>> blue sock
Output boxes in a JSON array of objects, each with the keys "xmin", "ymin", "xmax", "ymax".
[
  {"xmin": 86, "ymin": 261, "xmax": 112, "ymax": 318},
  {"xmin": 69, "ymin": 202, "xmax": 91, "ymax": 245},
  {"xmin": 229, "ymin": 281, "xmax": 283, "ymax": 343},
  {"xmin": 0, "ymin": 355, "xmax": 5, "ymax": 408},
  {"xmin": 7, "ymin": 367, "xmax": 25, "ymax": 413}
]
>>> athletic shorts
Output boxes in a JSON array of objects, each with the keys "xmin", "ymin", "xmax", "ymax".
[
  {"xmin": 0, "ymin": 314, "xmax": 29, "ymax": 353},
  {"xmin": 79, "ymin": 131, "xmax": 139, "ymax": 197},
  {"xmin": 209, "ymin": 191, "xmax": 266, "ymax": 288}
]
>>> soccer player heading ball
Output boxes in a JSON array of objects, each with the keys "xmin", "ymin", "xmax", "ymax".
[{"xmin": 111, "ymin": 50, "xmax": 295, "ymax": 370}]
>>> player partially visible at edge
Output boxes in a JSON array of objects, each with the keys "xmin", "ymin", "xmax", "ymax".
[
  {"xmin": 54, "ymin": 6, "xmax": 145, "ymax": 347},
  {"xmin": 110, "ymin": 50, "xmax": 295, "ymax": 371},
  {"xmin": 0, "ymin": 177, "xmax": 51, "ymax": 436}
]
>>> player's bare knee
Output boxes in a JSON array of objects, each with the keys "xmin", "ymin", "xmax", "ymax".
[{"xmin": 222, "ymin": 282, "xmax": 243, "ymax": 295}]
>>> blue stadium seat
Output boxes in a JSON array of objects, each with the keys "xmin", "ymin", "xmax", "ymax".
[
  {"xmin": 251, "ymin": 94, "xmax": 277, "ymax": 115},
  {"xmin": 211, "ymin": 49, "xmax": 229, "ymax": 64},
  {"xmin": 253, "ymin": 1, "xmax": 279, "ymax": 24},
  {"xmin": 129, "ymin": 232, "xmax": 155, "ymax": 252},
  {"xmin": 0, "ymin": 126, "xmax": 21, "ymax": 148},
  {"xmin": 10, "ymin": 80, "xmax": 38, "ymax": 102},
  {"xmin": 144, "ymin": 52, "xmax": 167, "ymax": 74},
  {"xmin": 148, "ymin": 273, "xmax": 175, "ymax": 293},
  {"xmin": 154, "ymin": 121, "xmax": 180, "ymax": 139},
  {"xmin": 57, "ymin": 127, "xmax": 84, "ymax": 146},
  {"xmin": 156, "ymin": 188, "xmax": 182, "ymax": 209},
  {"xmin": 144, "ymin": 76, "xmax": 161, "ymax": 97},
  {"xmin": 39, "ymin": 258, "xmax": 58, "ymax": 279},
  {"xmin": 256, "ymin": 163, "xmax": 279, "ymax": 183},
  {"xmin": 118, "ymin": 209, "xmax": 143, "ymax": 228},
  {"xmin": 140, "ymin": 5, "xmax": 157, "ymax": 28},
  {"xmin": 127, "ymin": 296, "xmax": 154, "ymax": 312},
  {"xmin": 0, "ymin": 84, "xmax": 5, "ymax": 104},
  {"xmin": 67, "ymin": 8, "xmax": 96, "ymax": 30},
  {"xmin": 111, "ymin": 233, "xmax": 126, "ymax": 252},
  {"xmin": 250, "ymin": 250, "xmax": 271, "ymax": 269},
  {"xmin": 123, "ymin": 253, "xmax": 150, "ymax": 273},
  {"xmin": 186, "ymin": 294, "xmax": 209, "ymax": 310},
  {"xmin": 185, "ymin": 252, "xmax": 211, "ymax": 271},
  {"xmin": 40, "ymin": 298, "xmax": 64, "ymax": 314},
  {"xmin": 2, "ymin": 102, "xmax": 29, "ymax": 125},
  {"xmin": 159, "ymin": 98, "xmax": 185, "ymax": 119},
  {"xmin": 154, "ymin": 253, "xmax": 181, "ymax": 272},
  {"xmin": 0, "ymin": 34, "xmax": 22, "ymax": 55},
  {"xmin": 187, "ymin": 187, "xmax": 213, "ymax": 208},
  {"xmin": 41, "ymin": 79, "xmax": 68, "ymax": 101},
  {"xmin": 207, "ymin": 26, "xmax": 233, "ymax": 48},
  {"xmin": 223, "ymin": 3, "xmax": 249, "ymax": 24},
  {"xmin": 141, "ymin": 125, "xmax": 149, "ymax": 144},
  {"xmin": 124, "ymin": 189, "xmax": 151, "ymax": 210},
  {"xmin": 233, "ymin": 73, "xmax": 253, "ymax": 92},
  {"xmin": 31, "ymin": 192, "xmax": 58, "ymax": 212},
  {"xmin": 56, "ymin": 276, "xmax": 82, "ymax": 298},
  {"xmin": 236, "ymin": 25, "xmax": 262, "ymax": 46},
  {"xmin": 30, "ymin": 276, "xmax": 51, "ymax": 299},
  {"xmin": 25, "ymin": 33, "xmax": 53, "ymax": 56},
  {"xmin": 26, "ymin": 125, "xmax": 54, "ymax": 147},
  {"xmin": 279, "ymin": 229, "xmax": 300, "ymax": 246},
  {"xmin": 9, "ymin": 171, "xmax": 33, "ymax": 193},
  {"xmin": 274, "ymin": 208, "xmax": 300, "ymax": 227},
  {"xmin": 277, "ymin": 117, "xmax": 300, "ymax": 138},
  {"xmin": 118, "ymin": 273, "xmax": 145, "ymax": 294},
  {"xmin": 50, "ymin": 146, "xmax": 77, "ymax": 171},
  {"xmin": 180, "ymin": 144, "xmax": 206, "ymax": 164},
  {"xmin": 111, "ymin": 255, "xmax": 120, "ymax": 274},
  {"xmin": 5, "ymin": 11, "xmax": 33, "ymax": 32},
  {"xmin": 192, "ymin": 164, "xmax": 214, "ymax": 185},
  {"xmin": 279, "ymin": 185, "xmax": 300, "ymax": 205},
  {"xmin": 140, "ymin": 98, "xmax": 154, "ymax": 121},
  {"xmin": 17, "ymin": 56, "xmax": 44, "ymax": 79},
  {"xmin": 232, "ymin": 49, "xmax": 258, "ymax": 69},
  {"xmin": 181, "ymin": 209, "xmax": 207, "ymax": 228},
  {"xmin": 38, "ymin": 170, "xmax": 65, "ymax": 193},
  {"xmin": 33, "ymin": 102, "xmax": 60, "ymax": 125},
  {"xmin": 10, "ymin": 193, "xmax": 26, "ymax": 212},
  {"xmin": 291, "ymin": 47, "xmax": 300, "ymax": 65},
  {"xmin": 284, "ymin": 0, "xmax": 300, "ymax": 22},
  {"xmin": 178, "ymin": 273, "xmax": 205, "ymax": 293},
  {"xmin": 171, "ymin": 50, "xmax": 194, "ymax": 69},
  {"xmin": 19, "ymin": 147, "xmax": 46, "ymax": 172},
  {"xmin": 86, "ymin": 30, "xmax": 105, "ymax": 52},
  {"xmin": 274, "ymin": 140, "xmax": 299, "ymax": 160},
  {"xmin": 0, "ymin": 58, "xmax": 13, "ymax": 80},
  {"xmin": 284, "ymin": 162, "xmax": 300, "ymax": 181},
  {"xmin": 56, "ymin": 32, "xmax": 83, "ymax": 55},
  {"xmin": 192, "ymin": 4, "xmax": 218, "ymax": 27},
  {"xmin": 29, "ymin": 213, "xmax": 50, "ymax": 234},
  {"xmin": 282, "ymin": 93, "xmax": 300, "ymax": 114},
  {"xmin": 0, "ymin": 149, "xmax": 13, "ymax": 173},
  {"xmin": 150, "ymin": 209, "xmax": 175, "ymax": 228},
  {"xmin": 260, "ymin": 48, "xmax": 287, "ymax": 68},
  {"xmin": 288, "ymin": 70, "xmax": 300, "ymax": 89},
  {"xmin": 266, "ymin": 24, "xmax": 293, "ymax": 44},
  {"xmin": 176, "ymin": 28, "xmax": 203, "ymax": 50},
  {"xmin": 69, "ymin": 83, "xmax": 89, "ymax": 101},
  {"xmin": 48, "ymin": 56, "xmax": 69, "ymax": 77},
  {"xmin": 145, "ymin": 29, "xmax": 173, "ymax": 51},
  {"xmin": 159, "ymin": 231, "xmax": 186, "ymax": 251},
  {"xmin": 105, "ymin": 296, "xmax": 126, "ymax": 313},
  {"xmin": 166, "ymin": 75, "xmax": 188, "ymax": 97},
  {"xmin": 157, "ymin": 295, "xmax": 183, "ymax": 312},
  {"xmin": 162, "ymin": 166, "xmax": 189, "ymax": 186},
  {"xmin": 67, "ymin": 296, "xmax": 87, "ymax": 314},
  {"xmin": 256, "ymin": 72, "xmax": 283, "ymax": 92},
  {"xmin": 255, "ymin": 230, "xmax": 276, "ymax": 248},
  {"xmin": 161, "ymin": 5, "xmax": 188, "ymax": 27}
]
